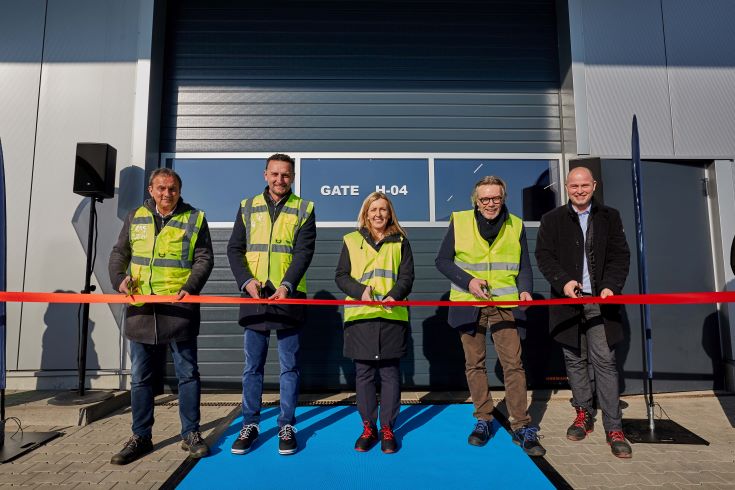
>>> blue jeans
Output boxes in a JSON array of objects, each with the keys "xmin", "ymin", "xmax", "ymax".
[
  {"xmin": 242, "ymin": 328, "xmax": 301, "ymax": 428},
  {"xmin": 129, "ymin": 338, "xmax": 201, "ymax": 438}
]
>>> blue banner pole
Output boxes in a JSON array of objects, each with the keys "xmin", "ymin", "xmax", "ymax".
[
  {"xmin": 1, "ymin": 138, "xmax": 7, "ymax": 424},
  {"xmin": 631, "ymin": 115, "xmax": 655, "ymax": 429}
]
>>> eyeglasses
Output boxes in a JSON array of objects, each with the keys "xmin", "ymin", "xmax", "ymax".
[{"xmin": 477, "ymin": 196, "xmax": 503, "ymax": 205}]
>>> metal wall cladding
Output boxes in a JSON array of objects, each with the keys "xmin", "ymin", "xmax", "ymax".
[{"xmin": 161, "ymin": 0, "xmax": 562, "ymax": 154}]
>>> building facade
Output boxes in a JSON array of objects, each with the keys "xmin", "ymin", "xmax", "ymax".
[{"xmin": 1, "ymin": 0, "xmax": 733, "ymax": 393}]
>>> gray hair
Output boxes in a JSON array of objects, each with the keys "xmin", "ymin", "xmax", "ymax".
[
  {"xmin": 148, "ymin": 168, "xmax": 182, "ymax": 189},
  {"xmin": 471, "ymin": 175, "xmax": 506, "ymax": 206}
]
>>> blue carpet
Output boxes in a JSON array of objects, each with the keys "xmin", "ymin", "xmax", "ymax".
[{"xmin": 179, "ymin": 404, "xmax": 554, "ymax": 490}]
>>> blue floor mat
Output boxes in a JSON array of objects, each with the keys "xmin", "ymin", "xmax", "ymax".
[{"xmin": 179, "ymin": 404, "xmax": 554, "ymax": 490}]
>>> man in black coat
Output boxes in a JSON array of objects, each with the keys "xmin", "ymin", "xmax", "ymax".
[
  {"xmin": 227, "ymin": 154, "xmax": 316, "ymax": 456},
  {"xmin": 108, "ymin": 168, "xmax": 214, "ymax": 465},
  {"xmin": 535, "ymin": 166, "xmax": 632, "ymax": 458}
]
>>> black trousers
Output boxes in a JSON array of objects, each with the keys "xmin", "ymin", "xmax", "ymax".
[{"xmin": 354, "ymin": 358, "xmax": 401, "ymax": 429}]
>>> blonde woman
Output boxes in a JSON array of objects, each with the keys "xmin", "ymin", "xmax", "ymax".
[{"xmin": 335, "ymin": 192, "xmax": 414, "ymax": 453}]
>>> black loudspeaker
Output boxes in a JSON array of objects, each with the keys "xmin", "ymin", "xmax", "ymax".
[{"xmin": 73, "ymin": 143, "xmax": 116, "ymax": 199}]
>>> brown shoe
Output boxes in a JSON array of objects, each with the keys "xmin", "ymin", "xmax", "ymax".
[
  {"xmin": 567, "ymin": 407, "xmax": 594, "ymax": 441},
  {"xmin": 606, "ymin": 430, "xmax": 632, "ymax": 458}
]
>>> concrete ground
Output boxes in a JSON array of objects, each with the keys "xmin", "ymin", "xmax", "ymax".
[{"xmin": 0, "ymin": 390, "xmax": 733, "ymax": 489}]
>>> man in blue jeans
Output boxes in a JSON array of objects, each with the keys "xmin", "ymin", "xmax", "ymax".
[
  {"xmin": 227, "ymin": 154, "xmax": 316, "ymax": 455},
  {"xmin": 108, "ymin": 168, "xmax": 214, "ymax": 465}
]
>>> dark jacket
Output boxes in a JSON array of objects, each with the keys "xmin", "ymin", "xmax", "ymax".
[
  {"xmin": 535, "ymin": 199, "xmax": 630, "ymax": 349},
  {"xmin": 108, "ymin": 198, "xmax": 214, "ymax": 344},
  {"xmin": 227, "ymin": 188, "xmax": 316, "ymax": 331},
  {"xmin": 435, "ymin": 207, "xmax": 533, "ymax": 330},
  {"xmin": 335, "ymin": 228, "xmax": 414, "ymax": 360}
]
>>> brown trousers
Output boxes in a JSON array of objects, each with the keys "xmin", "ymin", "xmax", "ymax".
[{"xmin": 459, "ymin": 306, "xmax": 531, "ymax": 430}]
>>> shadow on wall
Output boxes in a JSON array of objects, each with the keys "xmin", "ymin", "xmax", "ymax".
[
  {"xmin": 300, "ymin": 290, "xmax": 353, "ymax": 391},
  {"xmin": 40, "ymin": 290, "xmax": 99, "ymax": 380},
  {"xmin": 422, "ymin": 292, "xmax": 465, "ymax": 390},
  {"xmin": 71, "ymin": 165, "xmax": 144, "ymax": 329}
]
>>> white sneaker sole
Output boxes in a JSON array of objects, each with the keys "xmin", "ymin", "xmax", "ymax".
[{"xmin": 278, "ymin": 447, "xmax": 297, "ymax": 455}]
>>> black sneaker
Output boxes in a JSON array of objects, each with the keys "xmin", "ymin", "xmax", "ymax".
[
  {"xmin": 512, "ymin": 425, "xmax": 546, "ymax": 457},
  {"xmin": 380, "ymin": 426, "xmax": 397, "ymax": 454},
  {"xmin": 110, "ymin": 435, "xmax": 153, "ymax": 465},
  {"xmin": 567, "ymin": 407, "xmax": 594, "ymax": 441},
  {"xmin": 468, "ymin": 419, "xmax": 492, "ymax": 447},
  {"xmin": 355, "ymin": 421, "xmax": 378, "ymax": 452},
  {"xmin": 181, "ymin": 431, "xmax": 209, "ymax": 458},
  {"xmin": 606, "ymin": 430, "xmax": 632, "ymax": 459},
  {"xmin": 278, "ymin": 424, "xmax": 298, "ymax": 455},
  {"xmin": 231, "ymin": 424, "xmax": 259, "ymax": 455}
]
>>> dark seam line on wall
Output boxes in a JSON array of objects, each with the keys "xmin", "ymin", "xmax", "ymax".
[
  {"xmin": 18, "ymin": 0, "xmax": 49, "ymax": 370},
  {"xmin": 659, "ymin": 0, "xmax": 676, "ymax": 155}
]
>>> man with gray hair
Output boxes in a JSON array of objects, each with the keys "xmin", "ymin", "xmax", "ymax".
[
  {"xmin": 435, "ymin": 176, "xmax": 545, "ymax": 457},
  {"xmin": 109, "ymin": 168, "xmax": 214, "ymax": 464}
]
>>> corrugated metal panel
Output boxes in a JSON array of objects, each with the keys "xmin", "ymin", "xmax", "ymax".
[
  {"xmin": 581, "ymin": 0, "xmax": 674, "ymax": 157},
  {"xmin": 663, "ymin": 0, "xmax": 735, "ymax": 157},
  {"xmin": 168, "ymin": 227, "xmax": 564, "ymax": 391},
  {"xmin": 161, "ymin": 0, "xmax": 561, "ymax": 153}
]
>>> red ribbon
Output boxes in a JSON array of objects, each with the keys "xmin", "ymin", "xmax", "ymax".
[{"xmin": 1, "ymin": 291, "xmax": 735, "ymax": 306}]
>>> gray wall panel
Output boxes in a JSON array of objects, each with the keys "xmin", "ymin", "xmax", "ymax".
[
  {"xmin": 581, "ymin": 0, "xmax": 674, "ymax": 157},
  {"xmin": 0, "ymin": 0, "xmax": 46, "ymax": 370},
  {"xmin": 663, "ymin": 0, "xmax": 735, "ymax": 157}
]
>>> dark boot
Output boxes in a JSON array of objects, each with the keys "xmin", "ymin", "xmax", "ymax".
[
  {"xmin": 567, "ymin": 407, "xmax": 594, "ymax": 441},
  {"xmin": 181, "ymin": 431, "xmax": 209, "ymax": 458},
  {"xmin": 110, "ymin": 435, "xmax": 153, "ymax": 465},
  {"xmin": 606, "ymin": 430, "xmax": 632, "ymax": 459},
  {"xmin": 354, "ymin": 421, "xmax": 378, "ymax": 452},
  {"xmin": 468, "ymin": 419, "xmax": 492, "ymax": 447},
  {"xmin": 380, "ymin": 426, "xmax": 397, "ymax": 454}
]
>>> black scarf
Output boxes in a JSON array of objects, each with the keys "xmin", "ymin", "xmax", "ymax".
[{"xmin": 474, "ymin": 205, "xmax": 508, "ymax": 246}]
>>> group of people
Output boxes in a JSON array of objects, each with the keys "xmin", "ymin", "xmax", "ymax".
[{"xmin": 107, "ymin": 153, "xmax": 633, "ymax": 466}]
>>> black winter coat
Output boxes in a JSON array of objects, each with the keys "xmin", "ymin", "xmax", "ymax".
[
  {"xmin": 535, "ymin": 200, "xmax": 630, "ymax": 348},
  {"xmin": 335, "ymin": 229, "xmax": 414, "ymax": 360},
  {"xmin": 227, "ymin": 189, "xmax": 316, "ymax": 330},
  {"xmin": 108, "ymin": 199, "xmax": 214, "ymax": 344}
]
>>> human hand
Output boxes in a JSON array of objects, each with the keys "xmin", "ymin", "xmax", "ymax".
[
  {"xmin": 469, "ymin": 278, "xmax": 489, "ymax": 299},
  {"xmin": 176, "ymin": 290, "xmax": 188, "ymax": 301},
  {"xmin": 361, "ymin": 286, "xmax": 373, "ymax": 302},
  {"xmin": 600, "ymin": 288, "xmax": 614, "ymax": 299},
  {"xmin": 245, "ymin": 280, "xmax": 262, "ymax": 299},
  {"xmin": 518, "ymin": 291, "xmax": 532, "ymax": 311},
  {"xmin": 268, "ymin": 285, "xmax": 288, "ymax": 300},
  {"xmin": 119, "ymin": 276, "xmax": 132, "ymax": 295},
  {"xmin": 381, "ymin": 295, "xmax": 395, "ymax": 311},
  {"xmin": 563, "ymin": 280, "xmax": 582, "ymax": 298}
]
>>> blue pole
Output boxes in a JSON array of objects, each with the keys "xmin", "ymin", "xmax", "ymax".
[
  {"xmin": 631, "ymin": 115, "xmax": 655, "ymax": 429},
  {"xmin": 1, "ymin": 139, "xmax": 7, "ymax": 420}
]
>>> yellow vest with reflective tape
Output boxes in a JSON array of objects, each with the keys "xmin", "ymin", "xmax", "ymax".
[
  {"xmin": 342, "ymin": 231, "xmax": 408, "ymax": 322},
  {"xmin": 129, "ymin": 206, "xmax": 204, "ymax": 303},
  {"xmin": 449, "ymin": 210, "xmax": 522, "ymax": 308},
  {"xmin": 241, "ymin": 193, "xmax": 313, "ymax": 293}
]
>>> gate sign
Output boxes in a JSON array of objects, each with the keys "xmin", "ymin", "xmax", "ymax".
[{"xmin": 300, "ymin": 158, "xmax": 429, "ymax": 222}]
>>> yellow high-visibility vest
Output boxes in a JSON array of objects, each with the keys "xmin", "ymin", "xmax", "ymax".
[
  {"xmin": 129, "ymin": 206, "xmax": 204, "ymax": 303},
  {"xmin": 449, "ymin": 210, "xmax": 522, "ymax": 308},
  {"xmin": 240, "ymin": 193, "xmax": 313, "ymax": 293},
  {"xmin": 342, "ymin": 231, "xmax": 408, "ymax": 322}
]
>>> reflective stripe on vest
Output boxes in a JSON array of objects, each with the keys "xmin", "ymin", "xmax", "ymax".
[
  {"xmin": 241, "ymin": 193, "xmax": 313, "ymax": 293},
  {"xmin": 342, "ymin": 231, "xmax": 408, "ymax": 322},
  {"xmin": 129, "ymin": 206, "xmax": 204, "ymax": 303},
  {"xmin": 449, "ymin": 210, "xmax": 522, "ymax": 308}
]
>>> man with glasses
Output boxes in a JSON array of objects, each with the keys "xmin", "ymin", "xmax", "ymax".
[
  {"xmin": 535, "ymin": 166, "xmax": 631, "ymax": 458},
  {"xmin": 435, "ymin": 176, "xmax": 545, "ymax": 457},
  {"xmin": 227, "ymin": 153, "xmax": 316, "ymax": 456}
]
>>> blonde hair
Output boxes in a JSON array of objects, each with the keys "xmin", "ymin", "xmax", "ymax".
[
  {"xmin": 470, "ymin": 175, "xmax": 507, "ymax": 206},
  {"xmin": 357, "ymin": 192, "xmax": 407, "ymax": 239}
]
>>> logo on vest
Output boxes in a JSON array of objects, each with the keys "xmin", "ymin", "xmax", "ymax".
[{"xmin": 131, "ymin": 224, "xmax": 147, "ymax": 241}]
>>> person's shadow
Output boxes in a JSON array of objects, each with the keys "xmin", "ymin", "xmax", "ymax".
[
  {"xmin": 300, "ymin": 290, "xmax": 353, "ymax": 391},
  {"xmin": 41, "ymin": 290, "xmax": 100, "ymax": 385},
  {"xmin": 422, "ymin": 292, "xmax": 465, "ymax": 389}
]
